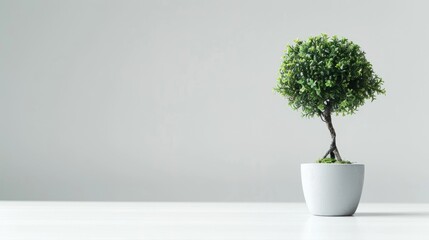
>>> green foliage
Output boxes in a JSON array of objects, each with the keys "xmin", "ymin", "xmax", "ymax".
[
  {"xmin": 317, "ymin": 158, "xmax": 352, "ymax": 164},
  {"xmin": 275, "ymin": 34, "xmax": 385, "ymax": 117}
]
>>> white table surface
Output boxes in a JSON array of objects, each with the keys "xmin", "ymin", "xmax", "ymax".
[{"xmin": 1, "ymin": 202, "xmax": 428, "ymax": 240}]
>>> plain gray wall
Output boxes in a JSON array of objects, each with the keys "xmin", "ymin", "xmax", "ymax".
[{"xmin": 1, "ymin": 0, "xmax": 428, "ymax": 202}]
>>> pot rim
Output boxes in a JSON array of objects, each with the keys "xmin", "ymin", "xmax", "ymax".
[{"xmin": 301, "ymin": 163, "xmax": 364, "ymax": 166}]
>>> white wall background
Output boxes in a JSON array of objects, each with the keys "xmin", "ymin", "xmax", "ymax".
[{"xmin": 1, "ymin": 0, "xmax": 428, "ymax": 202}]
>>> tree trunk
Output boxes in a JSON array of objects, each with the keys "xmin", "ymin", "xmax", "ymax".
[{"xmin": 322, "ymin": 108, "xmax": 342, "ymax": 160}]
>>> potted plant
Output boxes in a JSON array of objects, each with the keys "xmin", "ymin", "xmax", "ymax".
[{"xmin": 275, "ymin": 34, "xmax": 385, "ymax": 216}]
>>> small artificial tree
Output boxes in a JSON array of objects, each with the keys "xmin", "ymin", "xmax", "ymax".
[{"xmin": 275, "ymin": 34, "xmax": 385, "ymax": 163}]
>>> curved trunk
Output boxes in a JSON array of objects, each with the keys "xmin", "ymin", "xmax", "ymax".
[{"xmin": 321, "ymin": 108, "xmax": 342, "ymax": 160}]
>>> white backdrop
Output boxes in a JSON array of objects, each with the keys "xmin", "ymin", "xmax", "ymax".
[{"xmin": 1, "ymin": 0, "xmax": 428, "ymax": 202}]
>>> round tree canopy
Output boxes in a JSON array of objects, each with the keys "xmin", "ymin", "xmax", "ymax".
[{"xmin": 275, "ymin": 34, "xmax": 385, "ymax": 117}]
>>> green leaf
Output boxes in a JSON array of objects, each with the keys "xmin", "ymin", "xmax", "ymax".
[{"xmin": 275, "ymin": 33, "xmax": 385, "ymax": 118}]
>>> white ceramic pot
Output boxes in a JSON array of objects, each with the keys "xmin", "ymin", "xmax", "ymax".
[{"xmin": 301, "ymin": 163, "xmax": 364, "ymax": 216}]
